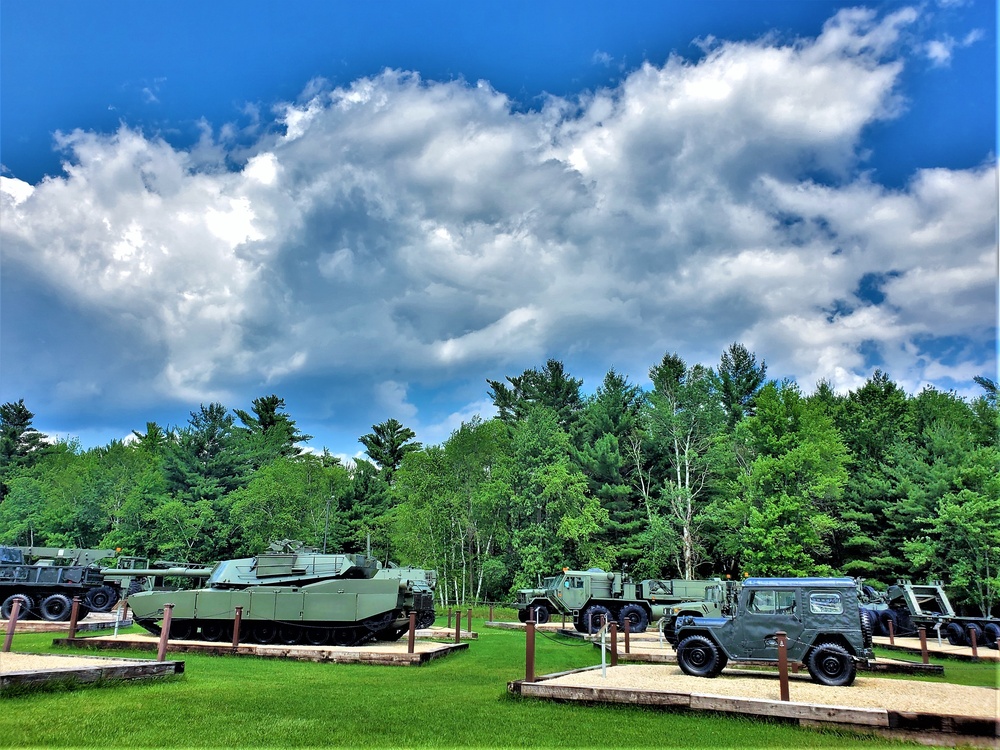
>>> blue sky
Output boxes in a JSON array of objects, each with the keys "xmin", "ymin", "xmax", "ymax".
[{"xmin": 1, "ymin": 0, "xmax": 996, "ymax": 460}]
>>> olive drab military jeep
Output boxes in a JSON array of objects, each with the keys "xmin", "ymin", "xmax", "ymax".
[{"xmin": 671, "ymin": 577, "xmax": 874, "ymax": 686}]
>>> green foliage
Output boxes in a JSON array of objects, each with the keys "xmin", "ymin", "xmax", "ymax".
[{"xmin": 1, "ymin": 350, "xmax": 996, "ymax": 611}]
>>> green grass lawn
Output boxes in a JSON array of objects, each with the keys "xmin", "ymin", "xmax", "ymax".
[{"xmin": 1, "ymin": 613, "xmax": 994, "ymax": 749}]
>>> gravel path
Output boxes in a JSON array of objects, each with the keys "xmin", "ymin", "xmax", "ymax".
[
  {"xmin": 0, "ymin": 652, "xmax": 129, "ymax": 672},
  {"xmin": 544, "ymin": 664, "xmax": 999, "ymax": 719}
]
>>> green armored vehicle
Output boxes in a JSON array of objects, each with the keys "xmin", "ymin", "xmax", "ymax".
[
  {"xmin": 127, "ymin": 541, "xmax": 437, "ymax": 646},
  {"xmin": 514, "ymin": 568, "xmax": 724, "ymax": 633},
  {"xmin": 0, "ymin": 545, "xmax": 113, "ymax": 620},
  {"xmin": 673, "ymin": 577, "xmax": 874, "ymax": 686}
]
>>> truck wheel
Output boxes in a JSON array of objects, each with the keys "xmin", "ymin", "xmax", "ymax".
[
  {"xmin": 963, "ymin": 622, "xmax": 984, "ymax": 648},
  {"xmin": 581, "ymin": 604, "xmax": 612, "ymax": 634},
  {"xmin": 807, "ymin": 643, "xmax": 856, "ymax": 686},
  {"xmin": 1, "ymin": 593, "xmax": 33, "ymax": 620},
  {"xmin": 865, "ymin": 609, "xmax": 884, "ymax": 636},
  {"xmin": 877, "ymin": 609, "xmax": 898, "ymax": 636},
  {"xmin": 532, "ymin": 604, "xmax": 551, "ymax": 624},
  {"xmin": 945, "ymin": 621, "xmax": 967, "ymax": 646},
  {"xmin": 517, "ymin": 609, "xmax": 530, "ymax": 623},
  {"xmin": 84, "ymin": 585, "xmax": 118, "ymax": 612},
  {"xmin": 618, "ymin": 604, "xmax": 649, "ymax": 633},
  {"xmin": 982, "ymin": 623, "xmax": 1000, "ymax": 649},
  {"xmin": 677, "ymin": 635, "xmax": 725, "ymax": 677},
  {"xmin": 40, "ymin": 594, "xmax": 73, "ymax": 622}
]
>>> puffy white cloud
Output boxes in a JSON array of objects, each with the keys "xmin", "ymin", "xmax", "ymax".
[{"xmin": 1, "ymin": 5, "xmax": 995, "ymax": 449}]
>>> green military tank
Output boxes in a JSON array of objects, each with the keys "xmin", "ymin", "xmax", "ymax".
[{"xmin": 127, "ymin": 540, "xmax": 437, "ymax": 646}]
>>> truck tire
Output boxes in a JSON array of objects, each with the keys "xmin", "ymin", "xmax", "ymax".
[
  {"xmin": 532, "ymin": 604, "xmax": 551, "ymax": 624},
  {"xmin": 865, "ymin": 608, "xmax": 884, "ymax": 636},
  {"xmin": 877, "ymin": 609, "xmax": 898, "ymax": 636},
  {"xmin": 581, "ymin": 604, "xmax": 612, "ymax": 634},
  {"xmin": 618, "ymin": 604, "xmax": 649, "ymax": 633},
  {"xmin": 1, "ymin": 593, "xmax": 33, "ymax": 620},
  {"xmin": 40, "ymin": 593, "xmax": 73, "ymax": 622},
  {"xmin": 517, "ymin": 609, "xmax": 530, "ymax": 623},
  {"xmin": 945, "ymin": 621, "xmax": 967, "ymax": 646},
  {"xmin": 982, "ymin": 623, "xmax": 1000, "ymax": 649},
  {"xmin": 963, "ymin": 622, "xmax": 984, "ymax": 648},
  {"xmin": 676, "ymin": 635, "xmax": 726, "ymax": 678},
  {"xmin": 84, "ymin": 585, "xmax": 118, "ymax": 612},
  {"xmin": 807, "ymin": 642, "xmax": 856, "ymax": 687}
]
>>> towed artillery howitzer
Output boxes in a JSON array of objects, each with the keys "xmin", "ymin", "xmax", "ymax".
[
  {"xmin": 857, "ymin": 579, "xmax": 1000, "ymax": 649},
  {"xmin": 127, "ymin": 540, "xmax": 437, "ymax": 646}
]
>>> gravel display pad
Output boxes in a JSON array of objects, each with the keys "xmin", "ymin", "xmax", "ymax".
[
  {"xmin": 543, "ymin": 664, "xmax": 998, "ymax": 719},
  {"xmin": 1, "ymin": 653, "xmax": 128, "ymax": 672}
]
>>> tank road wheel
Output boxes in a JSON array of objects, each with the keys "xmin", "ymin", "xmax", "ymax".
[
  {"xmin": 199, "ymin": 621, "xmax": 230, "ymax": 642},
  {"xmin": 417, "ymin": 609, "xmax": 436, "ymax": 629},
  {"xmin": 84, "ymin": 585, "xmax": 118, "ymax": 612},
  {"xmin": 677, "ymin": 635, "xmax": 726, "ymax": 678},
  {"xmin": 278, "ymin": 624, "xmax": 301, "ymax": 645},
  {"xmin": 532, "ymin": 604, "xmax": 551, "ymax": 625},
  {"xmin": 40, "ymin": 594, "xmax": 73, "ymax": 622},
  {"xmin": 807, "ymin": 642, "xmax": 856, "ymax": 687},
  {"xmin": 303, "ymin": 627, "xmax": 330, "ymax": 646},
  {"xmin": 945, "ymin": 621, "xmax": 967, "ymax": 646},
  {"xmin": 250, "ymin": 623, "xmax": 278, "ymax": 644},
  {"xmin": 168, "ymin": 620, "xmax": 195, "ymax": 640},
  {"xmin": 2, "ymin": 594, "xmax": 33, "ymax": 620},
  {"xmin": 331, "ymin": 628, "xmax": 358, "ymax": 646},
  {"xmin": 581, "ymin": 604, "xmax": 612, "ymax": 634},
  {"xmin": 618, "ymin": 604, "xmax": 649, "ymax": 633}
]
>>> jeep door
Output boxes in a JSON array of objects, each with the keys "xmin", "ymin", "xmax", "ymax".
[{"xmin": 734, "ymin": 587, "xmax": 804, "ymax": 660}]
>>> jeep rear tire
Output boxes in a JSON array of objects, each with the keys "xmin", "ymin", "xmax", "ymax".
[
  {"xmin": 807, "ymin": 642, "xmax": 856, "ymax": 686},
  {"xmin": 676, "ymin": 635, "xmax": 726, "ymax": 678}
]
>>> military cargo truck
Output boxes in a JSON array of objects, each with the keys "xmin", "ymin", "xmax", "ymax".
[
  {"xmin": 514, "ymin": 568, "xmax": 724, "ymax": 633},
  {"xmin": 673, "ymin": 577, "xmax": 874, "ymax": 686}
]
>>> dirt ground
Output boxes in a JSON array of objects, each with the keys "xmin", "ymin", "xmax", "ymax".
[{"xmin": 543, "ymin": 664, "xmax": 999, "ymax": 719}]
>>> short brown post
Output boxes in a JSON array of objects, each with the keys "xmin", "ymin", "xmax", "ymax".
[
  {"xmin": 2, "ymin": 598, "xmax": 21, "ymax": 653},
  {"xmin": 887, "ymin": 617, "xmax": 895, "ymax": 645},
  {"xmin": 525, "ymin": 618, "xmax": 536, "ymax": 682},
  {"xmin": 776, "ymin": 631, "xmax": 790, "ymax": 702},
  {"xmin": 121, "ymin": 600, "xmax": 130, "ymax": 622},
  {"xmin": 467, "ymin": 608, "xmax": 472, "ymax": 632},
  {"xmin": 232, "ymin": 606, "xmax": 243, "ymax": 648},
  {"xmin": 455, "ymin": 610, "xmax": 462, "ymax": 643},
  {"xmin": 624, "ymin": 617, "xmax": 631, "ymax": 654},
  {"xmin": 68, "ymin": 596, "xmax": 82, "ymax": 639},
  {"xmin": 407, "ymin": 611, "xmax": 416, "ymax": 654},
  {"xmin": 610, "ymin": 622, "xmax": 618, "ymax": 667},
  {"xmin": 968, "ymin": 625, "xmax": 978, "ymax": 658},
  {"xmin": 447, "ymin": 608, "xmax": 452, "ymax": 628},
  {"xmin": 489, "ymin": 603, "xmax": 494, "ymax": 623},
  {"xmin": 561, "ymin": 612, "xmax": 566, "ymax": 628},
  {"xmin": 918, "ymin": 627, "xmax": 929, "ymax": 664},
  {"xmin": 157, "ymin": 604, "xmax": 174, "ymax": 662}
]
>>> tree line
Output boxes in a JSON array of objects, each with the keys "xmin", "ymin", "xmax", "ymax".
[{"xmin": 1, "ymin": 344, "xmax": 997, "ymax": 615}]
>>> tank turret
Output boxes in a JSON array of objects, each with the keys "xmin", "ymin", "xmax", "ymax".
[{"xmin": 127, "ymin": 540, "xmax": 437, "ymax": 646}]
